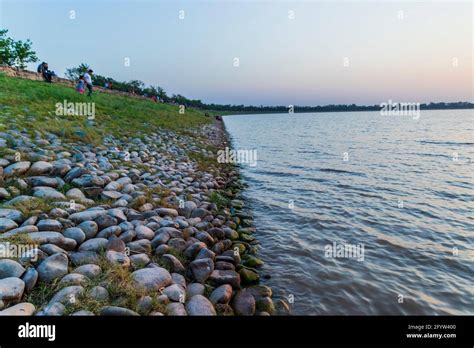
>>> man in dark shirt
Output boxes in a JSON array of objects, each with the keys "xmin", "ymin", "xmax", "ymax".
[{"xmin": 37, "ymin": 62, "xmax": 53, "ymax": 82}]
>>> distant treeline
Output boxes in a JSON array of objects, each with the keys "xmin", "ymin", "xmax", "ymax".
[
  {"xmin": 65, "ymin": 64, "xmax": 473, "ymax": 114},
  {"xmin": 202, "ymin": 102, "xmax": 474, "ymax": 114}
]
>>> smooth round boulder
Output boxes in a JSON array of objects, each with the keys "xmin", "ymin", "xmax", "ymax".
[
  {"xmin": 63, "ymin": 227, "xmax": 86, "ymax": 244},
  {"xmin": 185, "ymin": 295, "xmax": 216, "ymax": 316},
  {"xmin": 77, "ymin": 221, "xmax": 98, "ymax": 239},
  {"xmin": 0, "ymin": 277, "xmax": 25, "ymax": 302},
  {"xmin": 36, "ymin": 253, "xmax": 69, "ymax": 283},
  {"xmin": 232, "ymin": 289, "xmax": 256, "ymax": 316},
  {"xmin": 131, "ymin": 267, "xmax": 172, "ymax": 291},
  {"xmin": 0, "ymin": 302, "xmax": 35, "ymax": 316},
  {"xmin": 0, "ymin": 259, "xmax": 25, "ymax": 279},
  {"xmin": 73, "ymin": 264, "xmax": 101, "ymax": 279}
]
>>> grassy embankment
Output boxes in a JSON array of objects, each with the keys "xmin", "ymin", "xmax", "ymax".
[
  {"xmin": 0, "ymin": 72, "xmax": 233, "ymax": 219},
  {"xmin": 0, "ymin": 72, "xmax": 216, "ymax": 144}
]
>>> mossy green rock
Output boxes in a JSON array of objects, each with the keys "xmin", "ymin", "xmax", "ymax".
[
  {"xmin": 247, "ymin": 285, "xmax": 272, "ymax": 299},
  {"xmin": 243, "ymin": 256, "xmax": 264, "ymax": 268},
  {"xmin": 232, "ymin": 243, "xmax": 246, "ymax": 254},
  {"xmin": 239, "ymin": 268, "xmax": 259, "ymax": 284},
  {"xmin": 239, "ymin": 233, "xmax": 255, "ymax": 243},
  {"xmin": 256, "ymin": 296, "xmax": 276, "ymax": 315},
  {"xmin": 230, "ymin": 200, "xmax": 244, "ymax": 209}
]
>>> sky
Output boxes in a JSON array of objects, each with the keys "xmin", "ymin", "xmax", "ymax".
[{"xmin": 0, "ymin": 0, "xmax": 472, "ymax": 106}]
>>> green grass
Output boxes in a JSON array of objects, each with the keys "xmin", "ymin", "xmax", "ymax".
[
  {"xmin": 0, "ymin": 73, "xmax": 215, "ymax": 144},
  {"xmin": 209, "ymin": 190, "xmax": 230, "ymax": 209}
]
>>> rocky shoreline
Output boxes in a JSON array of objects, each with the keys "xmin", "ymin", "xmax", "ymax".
[{"xmin": 0, "ymin": 115, "xmax": 290, "ymax": 316}]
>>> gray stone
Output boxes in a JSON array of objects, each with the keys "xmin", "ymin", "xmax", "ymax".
[
  {"xmin": 0, "ymin": 188, "xmax": 11, "ymax": 199},
  {"xmin": 29, "ymin": 161, "xmax": 52, "ymax": 175},
  {"xmin": 65, "ymin": 188, "xmax": 86, "ymax": 200},
  {"xmin": 21, "ymin": 268, "xmax": 38, "ymax": 293},
  {"xmin": 127, "ymin": 239, "xmax": 151, "ymax": 253},
  {"xmin": 40, "ymin": 302, "xmax": 65, "ymax": 316},
  {"xmin": 178, "ymin": 201, "xmax": 197, "ymax": 218},
  {"xmin": 72, "ymin": 175, "xmax": 105, "ymax": 188},
  {"xmin": 33, "ymin": 187, "xmax": 66, "ymax": 200},
  {"xmin": 97, "ymin": 226, "xmax": 121, "ymax": 239},
  {"xmin": 28, "ymin": 176, "xmax": 59, "ymax": 188},
  {"xmin": 166, "ymin": 302, "xmax": 187, "ymax": 316},
  {"xmin": 129, "ymin": 254, "xmax": 150, "ymax": 268},
  {"xmin": 70, "ymin": 251, "xmax": 99, "ymax": 266},
  {"xmin": 69, "ymin": 209, "xmax": 107, "ymax": 224},
  {"xmin": 163, "ymin": 284, "xmax": 186, "ymax": 302},
  {"xmin": 71, "ymin": 310, "xmax": 95, "ymax": 316},
  {"xmin": 0, "ymin": 209, "xmax": 23, "ymax": 223},
  {"xmin": 191, "ymin": 208, "xmax": 209, "ymax": 219},
  {"xmin": 156, "ymin": 208, "xmax": 179, "ymax": 217},
  {"xmin": 186, "ymin": 283, "xmax": 205, "ymax": 298},
  {"xmin": 106, "ymin": 236, "xmax": 126, "ymax": 252},
  {"xmin": 101, "ymin": 190, "xmax": 122, "ymax": 200},
  {"xmin": 27, "ymin": 232, "xmax": 65, "ymax": 246},
  {"xmin": 151, "ymin": 232, "xmax": 170, "ymax": 248},
  {"xmin": 185, "ymin": 295, "xmax": 216, "ymax": 316},
  {"xmin": 77, "ymin": 220, "xmax": 98, "ymax": 239},
  {"xmin": 107, "ymin": 208, "xmax": 127, "ymax": 222},
  {"xmin": 37, "ymin": 219, "xmax": 62, "ymax": 232},
  {"xmin": 137, "ymin": 295, "xmax": 153, "ymax": 314},
  {"xmin": 105, "ymin": 250, "xmax": 130, "ymax": 267},
  {"xmin": 0, "ymin": 277, "xmax": 25, "ymax": 302},
  {"xmin": 100, "ymin": 306, "xmax": 139, "ymax": 316},
  {"xmin": 4, "ymin": 161, "xmax": 31, "ymax": 177},
  {"xmin": 0, "ymin": 259, "xmax": 25, "ymax": 279},
  {"xmin": 63, "ymin": 227, "xmax": 86, "ymax": 244},
  {"xmin": 48, "ymin": 286, "xmax": 83, "ymax": 305},
  {"xmin": 208, "ymin": 270, "xmax": 241, "ymax": 289},
  {"xmin": 0, "ymin": 218, "xmax": 18, "ymax": 233},
  {"xmin": 0, "ymin": 302, "xmax": 35, "ymax": 316},
  {"xmin": 190, "ymin": 258, "xmax": 214, "ymax": 283},
  {"xmin": 94, "ymin": 214, "xmax": 118, "ymax": 230},
  {"xmin": 135, "ymin": 225, "xmax": 154, "ymax": 240},
  {"xmin": 184, "ymin": 242, "xmax": 207, "ymax": 259},
  {"xmin": 37, "ymin": 253, "xmax": 69, "ymax": 282},
  {"xmin": 89, "ymin": 286, "xmax": 109, "ymax": 301},
  {"xmin": 58, "ymin": 273, "xmax": 90, "ymax": 287},
  {"xmin": 64, "ymin": 167, "xmax": 86, "ymax": 182},
  {"xmin": 195, "ymin": 248, "xmax": 216, "ymax": 261},
  {"xmin": 39, "ymin": 244, "xmax": 67, "ymax": 256},
  {"xmin": 73, "ymin": 264, "xmax": 101, "ymax": 279},
  {"xmin": 209, "ymin": 284, "xmax": 233, "ymax": 305},
  {"xmin": 132, "ymin": 267, "xmax": 172, "ymax": 291},
  {"xmin": 171, "ymin": 273, "xmax": 186, "ymax": 288},
  {"xmin": 232, "ymin": 289, "xmax": 256, "ymax": 316},
  {"xmin": 78, "ymin": 238, "xmax": 108, "ymax": 252},
  {"xmin": 161, "ymin": 254, "xmax": 185, "ymax": 273}
]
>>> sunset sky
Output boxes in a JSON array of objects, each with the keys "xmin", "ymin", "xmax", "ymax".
[{"xmin": 1, "ymin": 0, "xmax": 472, "ymax": 106}]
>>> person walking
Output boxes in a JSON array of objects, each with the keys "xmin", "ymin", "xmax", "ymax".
[{"xmin": 83, "ymin": 69, "xmax": 94, "ymax": 97}]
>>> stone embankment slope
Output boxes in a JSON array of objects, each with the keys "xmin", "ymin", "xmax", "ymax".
[{"xmin": 0, "ymin": 71, "xmax": 289, "ymax": 316}]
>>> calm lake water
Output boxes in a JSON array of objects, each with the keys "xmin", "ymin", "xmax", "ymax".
[{"xmin": 224, "ymin": 110, "xmax": 473, "ymax": 315}]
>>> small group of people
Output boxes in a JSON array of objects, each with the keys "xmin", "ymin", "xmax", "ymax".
[
  {"xmin": 37, "ymin": 62, "xmax": 56, "ymax": 82},
  {"xmin": 76, "ymin": 69, "xmax": 94, "ymax": 97}
]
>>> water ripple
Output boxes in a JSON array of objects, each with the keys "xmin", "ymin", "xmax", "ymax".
[{"xmin": 224, "ymin": 110, "xmax": 474, "ymax": 315}]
